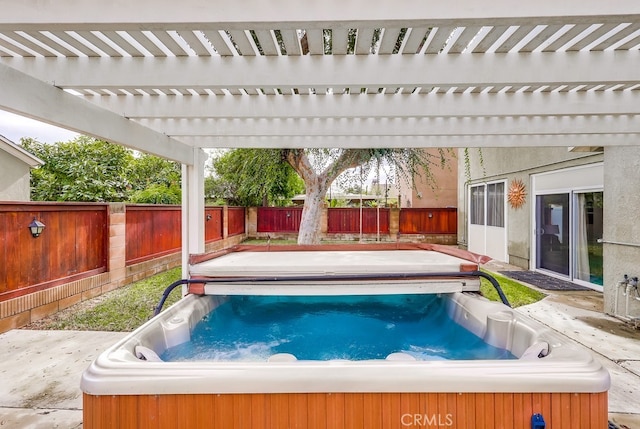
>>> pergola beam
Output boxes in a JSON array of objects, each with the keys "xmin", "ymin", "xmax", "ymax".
[
  {"xmin": 176, "ymin": 134, "xmax": 639, "ymax": 149},
  {"xmin": 0, "ymin": 62, "xmax": 194, "ymax": 164},
  {"xmin": 4, "ymin": 51, "xmax": 637, "ymax": 89},
  {"xmin": 84, "ymin": 91, "xmax": 640, "ymax": 119},
  {"xmin": 1, "ymin": 0, "xmax": 638, "ymax": 29},
  {"xmin": 137, "ymin": 115, "xmax": 640, "ymax": 137}
]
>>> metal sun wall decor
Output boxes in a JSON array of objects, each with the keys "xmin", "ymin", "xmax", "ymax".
[{"xmin": 507, "ymin": 179, "xmax": 527, "ymax": 209}]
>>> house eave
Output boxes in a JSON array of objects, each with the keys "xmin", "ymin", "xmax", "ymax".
[{"xmin": 0, "ymin": 134, "xmax": 44, "ymax": 168}]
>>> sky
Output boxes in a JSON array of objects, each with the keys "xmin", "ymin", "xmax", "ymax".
[
  {"xmin": 0, "ymin": 109, "xmax": 389, "ymax": 188},
  {"xmin": 0, "ymin": 110, "xmax": 79, "ymax": 144}
]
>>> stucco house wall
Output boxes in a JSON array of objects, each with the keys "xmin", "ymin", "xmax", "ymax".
[
  {"xmin": 0, "ymin": 135, "xmax": 43, "ymax": 201},
  {"xmin": 398, "ymin": 148, "xmax": 458, "ymax": 209},
  {"xmin": 457, "ymin": 147, "xmax": 603, "ymax": 268},
  {"xmin": 0, "ymin": 149, "xmax": 32, "ymax": 201},
  {"xmin": 602, "ymin": 146, "xmax": 640, "ymax": 318},
  {"xmin": 458, "ymin": 145, "xmax": 640, "ymax": 320}
]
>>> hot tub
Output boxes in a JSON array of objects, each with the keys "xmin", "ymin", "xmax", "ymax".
[{"xmin": 81, "ymin": 244, "xmax": 610, "ymax": 428}]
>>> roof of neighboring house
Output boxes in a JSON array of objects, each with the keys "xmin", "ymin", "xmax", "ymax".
[
  {"xmin": 0, "ymin": 134, "xmax": 44, "ymax": 168},
  {"xmin": 292, "ymin": 193, "xmax": 382, "ymax": 202}
]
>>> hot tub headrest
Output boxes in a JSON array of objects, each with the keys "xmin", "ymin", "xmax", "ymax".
[
  {"xmin": 135, "ymin": 346, "xmax": 164, "ymax": 362},
  {"xmin": 520, "ymin": 342, "xmax": 549, "ymax": 360}
]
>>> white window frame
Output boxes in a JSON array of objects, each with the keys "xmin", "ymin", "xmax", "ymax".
[{"xmin": 467, "ymin": 180, "xmax": 507, "ymax": 261}]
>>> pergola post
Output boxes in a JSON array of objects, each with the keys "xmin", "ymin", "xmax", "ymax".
[{"xmin": 181, "ymin": 148, "xmax": 207, "ymax": 280}]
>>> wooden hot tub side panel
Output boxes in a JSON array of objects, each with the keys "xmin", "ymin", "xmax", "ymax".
[{"xmin": 83, "ymin": 391, "xmax": 607, "ymax": 429}]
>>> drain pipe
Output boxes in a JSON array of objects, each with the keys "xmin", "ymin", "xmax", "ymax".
[
  {"xmin": 206, "ymin": 270, "xmax": 510, "ymax": 307},
  {"xmin": 474, "ymin": 271, "xmax": 511, "ymax": 308},
  {"xmin": 153, "ymin": 279, "xmax": 206, "ymax": 316}
]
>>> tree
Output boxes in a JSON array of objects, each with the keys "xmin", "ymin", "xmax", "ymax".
[
  {"xmin": 21, "ymin": 136, "xmax": 182, "ymax": 203},
  {"xmin": 209, "ymin": 149, "xmax": 304, "ymax": 206},
  {"xmin": 283, "ymin": 148, "xmax": 453, "ymax": 244},
  {"xmin": 22, "ymin": 136, "xmax": 133, "ymax": 202},
  {"xmin": 129, "ymin": 153, "xmax": 182, "ymax": 204}
]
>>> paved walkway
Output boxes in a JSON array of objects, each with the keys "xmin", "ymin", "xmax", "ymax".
[
  {"xmin": 516, "ymin": 292, "xmax": 640, "ymax": 428},
  {"xmin": 0, "ymin": 268, "xmax": 639, "ymax": 428},
  {"xmin": 0, "ymin": 330, "xmax": 126, "ymax": 428},
  {"xmin": 484, "ymin": 260, "xmax": 640, "ymax": 428}
]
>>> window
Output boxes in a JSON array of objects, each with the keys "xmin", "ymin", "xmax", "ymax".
[
  {"xmin": 470, "ymin": 182, "xmax": 505, "ymax": 227},
  {"xmin": 487, "ymin": 182, "xmax": 505, "ymax": 227},
  {"xmin": 470, "ymin": 185, "xmax": 485, "ymax": 225}
]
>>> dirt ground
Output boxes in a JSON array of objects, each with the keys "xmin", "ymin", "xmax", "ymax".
[{"xmin": 21, "ymin": 293, "xmax": 113, "ymax": 330}]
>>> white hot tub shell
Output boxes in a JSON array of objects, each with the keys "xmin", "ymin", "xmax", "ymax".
[{"xmin": 81, "ymin": 246, "xmax": 610, "ymax": 429}]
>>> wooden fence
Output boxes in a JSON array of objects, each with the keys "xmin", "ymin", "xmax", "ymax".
[
  {"xmin": 205, "ymin": 207, "xmax": 223, "ymax": 243},
  {"xmin": 1, "ymin": 204, "xmax": 246, "ymax": 303},
  {"xmin": 125, "ymin": 205, "xmax": 182, "ymax": 265},
  {"xmin": 399, "ymin": 208, "xmax": 457, "ymax": 234},
  {"xmin": 327, "ymin": 208, "xmax": 390, "ymax": 234},
  {"xmin": 126, "ymin": 206, "xmax": 246, "ymax": 265},
  {"xmin": 0, "ymin": 202, "xmax": 108, "ymax": 301},
  {"xmin": 258, "ymin": 206, "xmax": 455, "ymax": 236},
  {"xmin": 228, "ymin": 207, "xmax": 246, "ymax": 236},
  {"xmin": 257, "ymin": 207, "xmax": 304, "ymax": 232},
  {"xmin": 1, "ymin": 204, "xmax": 454, "ymax": 304}
]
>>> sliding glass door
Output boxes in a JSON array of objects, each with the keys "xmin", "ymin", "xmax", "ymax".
[
  {"xmin": 574, "ymin": 192, "xmax": 603, "ymax": 286},
  {"xmin": 535, "ymin": 191, "xmax": 603, "ymax": 287},
  {"xmin": 536, "ymin": 194, "xmax": 570, "ymax": 276}
]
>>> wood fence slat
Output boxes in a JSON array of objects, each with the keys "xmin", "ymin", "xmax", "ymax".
[
  {"xmin": 257, "ymin": 207, "xmax": 303, "ymax": 233},
  {"xmin": 3, "ymin": 203, "xmax": 461, "ymax": 303},
  {"xmin": 125, "ymin": 205, "xmax": 182, "ymax": 265},
  {"xmin": 205, "ymin": 207, "xmax": 223, "ymax": 242},
  {"xmin": 399, "ymin": 208, "xmax": 457, "ymax": 234},
  {"xmin": 0, "ymin": 203, "xmax": 108, "ymax": 301},
  {"xmin": 228, "ymin": 207, "xmax": 246, "ymax": 236},
  {"xmin": 327, "ymin": 208, "xmax": 390, "ymax": 234}
]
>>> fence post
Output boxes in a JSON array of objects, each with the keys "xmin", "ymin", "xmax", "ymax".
[
  {"xmin": 222, "ymin": 206, "xmax": 229, "ymax": 239},
  {"xmin": 390, "ymin": 208, "xmax": 400, "ymax": 240},
  {"xmin": 108, "ymin": 203, "xmax": 126, "ymax": 289},
  {"xmin": 247, "ymin": 207, "xmax": 258, "ymax": 237},
  {"xmin": 321, "ymin": 205, "xmax": 328, "ymax": 236}
]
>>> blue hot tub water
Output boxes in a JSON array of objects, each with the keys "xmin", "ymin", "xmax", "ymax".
[{"xmin": 161, "ymin": 294, "xmax": 515, "ymax": 362}]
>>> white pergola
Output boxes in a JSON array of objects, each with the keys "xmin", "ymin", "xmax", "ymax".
[{"xmin": 1, "ymin": 0, "xmax": 639, "ymax": 273}]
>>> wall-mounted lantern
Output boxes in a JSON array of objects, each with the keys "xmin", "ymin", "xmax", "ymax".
[{"xmin": 28, "ymin": 217, "xmax": 46, "ymax": 238}]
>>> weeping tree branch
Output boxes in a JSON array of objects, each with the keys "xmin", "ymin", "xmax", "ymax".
[{"xmin": 280, "ymin": 148, "xmax": 458, "ymax": 244}]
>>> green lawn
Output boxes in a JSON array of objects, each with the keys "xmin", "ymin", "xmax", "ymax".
[
  {"xmin": 480, "ymin": 269, "xmax": 546, "ymax": 307},
  {"xmin": 44, "ymin": 267, "xmax": 182, "ymax": 332}
]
